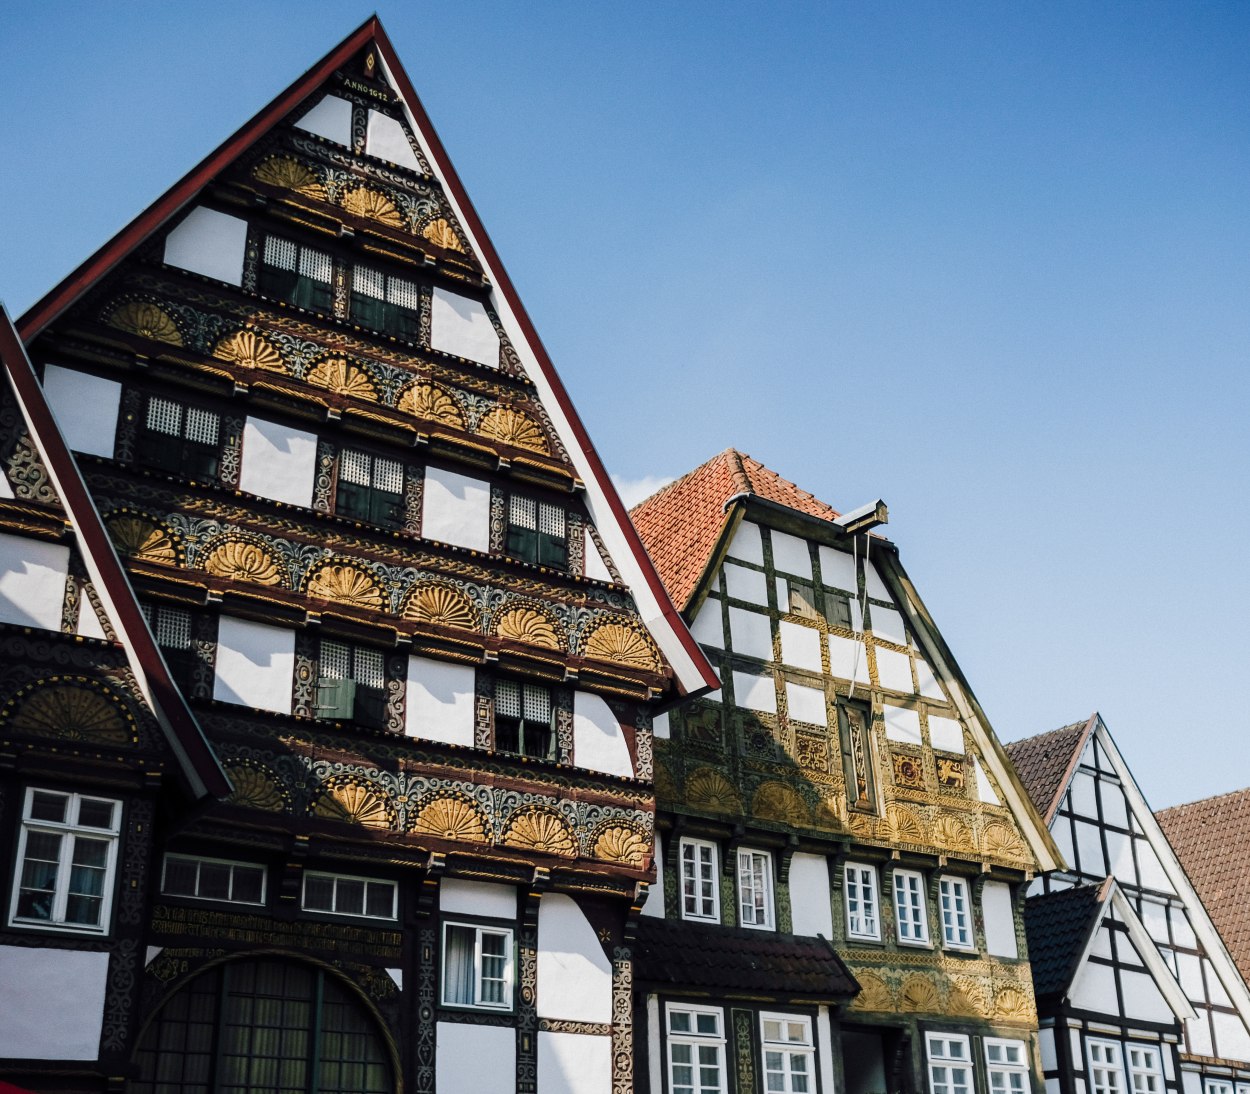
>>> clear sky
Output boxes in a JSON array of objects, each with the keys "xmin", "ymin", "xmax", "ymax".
[{"xmin": 3, "ymin": 2, "xmax": 1247, "ymax": 810}]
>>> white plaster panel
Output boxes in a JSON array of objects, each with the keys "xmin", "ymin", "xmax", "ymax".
[
  {"xmin": 724, "ymin": 561, "xmax": 769, "ymax": 604},
  {"xmin": 779, "ymin": 620, "xmax": 823, "ymax": 672},
  {"xmin": 1039, "ymin": 1027, "xmax": 1057, "ymax": 1072},
  {"xmin": 0, "ymin": 533, "xmax": 70, "ymax": 631},
  {"xmin": 1046, "ymin": 1081, "xmax": 1061, "ymax": 1094},
  {"xmin": 1186, "ymin": 1010, "xmax": 1214, "ymax": 1056},
  {"xmin": 1162, "ymin": 1049, "xmax": 1174, "ymax": 1081},
  {"xmin": 915, "ymin": 656, "xmax": 946, "ymax": 699},
  {"xmin": 818, "ymin": 545, "xmax": 858, "ymax": 593},
  {"xmin": 865, "ymin": 562, "xmax": 892, "ymax": 600},
  {"xmin": 789, "ymin": 852, "xmax": 834, "ymax": 938},
  {"xmin": 1212, "ymin": 1010, "xmax": 1250, "ymax": 1061},
  {"xmin": 1106, "ymin": 830, "xmax": 1134, "ymax": 882},
  {"xmin": 642, "ymin": 832, "xmax": 664, "ymax": 917},
  {"xmin": 1074, "ymin": 820, "xmax": 1107, "ymax": 876},
  {"xmin": 647, "ymin": 995, "xmax": 663, "ymax": 1094},
  {"xmin": 870, "ymin": 605, "xmax": 907, "ymax": 645},
  {"xmin": 212, "ymin": 616, "xmax": 294, "ymax": 714},
  {"xmin": 729, "ymin": 606, "xmax": 773, "ymax": 661},
  {"xmin": 430, "ymin": 287, "xmax": 499, "ymax": 366},
  {"xmin": 1121, "ymin": 969, "xmax": 1174, "ymax": 1024},
  {"xmin": 928, "ymin": 715, "xmax": 964, "ymax": 754},
  {"xmin": 405, "ymin": 656, "xmax": 475, "ymax": 745},
  {"xmin": 827, "ymin": 634, "xmax": 869, "ymax": 684},
  {"xmin": 436, "ymin": 1021, "xmax": 515, "ymax": 1092},
  {"xmin": 239, "ymin": 417, "xmax": 317, "ymax": 507},
  {"xmin": 0, "ymin": 945, "xmax": 108, "ymax": 1059},
  {"xmin": 689, "ymin": 599, "xmax": 725, "ymax": 648},
  {"xmin": 982, "ymin": 881, "xmax": 1018, "ymax": 958},
  {"xmin": 77, "ymin": 595, "xmax": 107, "ymax": 640},
  {"xmin": 786, "ymin": 681, "xmax": 827, "ymax": 727},
  {"xmin": 1206, "ymin": 959, "xmax": 1232, "ymax": 1006},
  {"xmin": 1100, "ymin": 781, "xmax": 1129, "ymax": 829},
  {"xmin": 1089, "ymin": 923, "xmax": 1113, "ymax": 959},
  {"xmin": 365, "ymin": 109, "xmax": 422, "ymax": 170},
  {"xmin": 1071, "ymin": 961, "xmax": 1119, "ymax": 1014},
  {"xmin": 1070, "ymin": 1028, "xmax": 1084, "ymax": 1065},
  {"xmin": 386, "ymin": 968, "xmax": 403, "ymax": 989},
  {"xmin": 294, "ymin": 94, "xmax": 352, "ymax": 145},
  {"xmin": 538, "ymin": 1030, "xmax": 612, "ymax": 1094},
  {"xmin": 1176, "ymin": 951, "xmax": 1204, "ymax": 998},
  {"xmin": 1139, "ymin": 900, "xmax": 1170, "ymax": 944},
  {"xmin": 817, "ymin": 1007, "xmax": 836, "ymax": 1094},
  {"xmin": 537, "ymin": 894, "xmax": 612, "ymax": 1022},
  {"xmin": 1070, "ymin": 771, "xmax": 1098, "ymax": 819},
  {"xmin": 163, "ymin": 205, "xmax": 248, "ymax": 285},
  {"xmin": 583, "ymin": 529, "xmax": 613, "ymax": 583},
  {"xmin": 653, "ymin": 711, "xmax": 670, "ymax": 740},
  {"xmin": 43, "ymin": 365, "xmax": 120, "ymax": 457},
  {"xmin": 883, "ymin": 704, "xmax": 922, "ymax": 745},
  {"xmin": 1169, "ymin": 906, "xmax": 1195, "ymax": 948},
  {"xmin": 421, "ymin": 465, "xmax": 490, "ymax": 552},
  {"xmin": 874, "ymin": 647, "xmax": 914, "ymax": 693},
  {"xmin": 0, "ymin": 471, "xmax": 11, "ymax": 498},
  {"xmin": 1053, "ymin": 817, "xmax": 1075, "ymax": 867},
  {"xmin": 975, "ymin": 758, "xmax": 1001, "ymax": 805},
  {"xmin": 726, "ymin": 520, "xmax": 763, "ymax": 565},
  {"xmin": 573, "ymin": 691, "xmax": 634, "ymax": 778},
  {"xmin": 1181, "ymin": 1070, "xmax": 1203, "ymax": 1094},
  {"xmin": 1138, "ymin": 840, "xmax": 1175, "ymax": 893},
  {"xmin": 733, "ymin": 670, "xmax": 777, "ymax": 714},
  {"xmin": 770, "ymin": 529, "xmax": 812, "ymax": 578},
  {"xmin": 440, "ymin": 878, "xmax": 516, "ymax": 919}
]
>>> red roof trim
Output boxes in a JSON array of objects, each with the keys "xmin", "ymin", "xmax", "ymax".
[{"xmin": 0, "ymin": 309, "xmax": 229, "ymax": 798}]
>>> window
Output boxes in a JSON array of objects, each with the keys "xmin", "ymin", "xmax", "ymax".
[
  {"xmin": 761, "ymin": 1013, "xmax": 814, "ymax": 1094},
  {"xmin": 666, "ymin": 1005, "xmax": 726, "ymax": 1094},
  {"xmin": 787, "ymin": 581, "xmax": 818, "ymax": 620},
  {"xmin": 838, "ymin": 699, "xmax": 877, "ymax": 811},
  {"xmin": 894, "ymin": 869, "xmax": 929, "ymax": 944},
  {"xmin": 985, "ymin": 1039, "xmax": 1029, "ymax": 1094},
  {"xmin": 10, "ymin": 788, "xmax": 121, "ymax": 932},
  {"xmin": 1127, "ymin": 1046, "xmax": 1163, "ymax": 1094},
  {"xmin": 939, "ymin": 877, "xmax": 973, "ymax": 949},
  {"xmin": 161, "ymin": 854, "xmax": 265, "ymax": 905},
  {"xmin": 350, "ymin": 264, "xmax": 420, "ymax": 341},
  {"xmin": 927, "ymin": 1034, "xmax": 973, "ymax": 1094},
  {"xmin": 494, "ymin": 680, "xmax": 554, "ymax": 760},
  {"xmin": 136, "ymin": 395, "xmax": 220, "ymax": 480},
  {"xmin": 141, "ymin": 602, "xmax": 196, "ymax": 689},
  {"xmin": 337, "ymin": 448, "xmax": 404, "ymax": 527},
  {"xmin": 316, "ymin": 640, "xmax": 387, "ymax": 729},
  {"xmin": 737, "ymin": 849, "xmax": 774, "ymax": 930},
  {"xmin": 1202, "ymin": 1081, "xmax": 1232, "ymax": 1094},
  {"xmin": 844, "ymin": 862, "xmax": 880, "ymax": 940},
  {"xmin": 259, "ymin": 234, "xmax": 333, "ymax": 311},
  {"xmin": 680, "ymin": 838, "xmax": 719, "ymax": 921},
  {"xmin": 1088, "ymin": 1041, "xmax": 1126, "ymax": 1094},
  {"xmin": 824, "ymin": 591, "xmax": 853, "ymax": 630},
  {"xmin": 302, "ymin": 872, "xmax": 396, "ymax": 920},
  {"xmin": 505, "ymin": 494, "xmax": 567, "ymax": 569},
  {"xmin": 441, "ymin": 922, "xmax": 513, "ymax": 1010}
]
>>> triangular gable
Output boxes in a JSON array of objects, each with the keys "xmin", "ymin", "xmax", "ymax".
[
  {"xmin": 0, "ymin": 307, "xmax": 228, "ymax": 798},
  {"xmin": 17, "ymin": 17, "xmax": 716, "ymax": 698},
  {"xmin": 1004, "ymin": 715, "xmax": 1097, "ymax": 825}
]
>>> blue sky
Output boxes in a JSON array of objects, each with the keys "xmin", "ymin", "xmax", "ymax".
[{"xmin": 3, "ymin": 2, "xmax": 1247, "ymax": 809}]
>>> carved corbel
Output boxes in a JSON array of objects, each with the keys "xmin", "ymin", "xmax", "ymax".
[
  {"xmin": 279, "ymin": 834, "xmax": 311, "ymax": 904},
  {"xmin": 777, "ymin": 835, "xmax": 800, "ymax": 884},
  {"xmin": 522, "ymin": 866, "xmax": 551, "ymax": 931},
  {"xmin": 414, "ymin": 851, "xmax": 446, "ymax": 919},
  {"xmin": 723, "ymin": 823, "xmax": 746, "ymax": 876}
]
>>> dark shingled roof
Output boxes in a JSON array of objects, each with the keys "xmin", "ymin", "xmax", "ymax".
[
  {"xmin": 1158, "ymin": 787, "xmax": 1250, "ymax": 988},
  {"xmin": 633, "ymin": 916, "xmax": 859, "ymax": 1002},
  {"xmin": 1023, "ymin": 881, "xmax": 1109, "ymax": 1003},
  {"xmin": 1004, "ymin": 716, "xmax": 1096, "ymax": 824}
]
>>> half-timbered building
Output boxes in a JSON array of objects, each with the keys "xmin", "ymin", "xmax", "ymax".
[
  {"xmin": 629, "ymin": 449, "xmax": 1062, "ymax": 1094},
  {"xmin": 1, "ymin": 18, "xmax": 717, "ymax": 1094}
]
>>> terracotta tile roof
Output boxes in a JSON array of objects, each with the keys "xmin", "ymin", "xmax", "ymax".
[
  {"xmin": 1158, "ymin": 788, "xmax": 1250, "ymax": 987},
  {"xmin": 1023, "ymin": 882, "xmax": 1108, "ymax": 1002},
  {"xmin": 629, "ymin": 449, "xmax": 839, "ymax": 611},
  {"xmin": 1004, "ymin": 716, "xmax": 1096, "ymax": 824},
  {"xmin": 633, "ymin": 915, "xmax": 859, "ymax": 1001}
]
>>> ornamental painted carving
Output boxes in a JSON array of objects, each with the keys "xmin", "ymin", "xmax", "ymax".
[
  {"xmin": 753, "ymin": 782, "xmax": 810, "ymax": 827},
  {"xmin": 7, "ymin": 679, "xmax": 134, "ymax": 746},
  {"xmin": 410, "ymin": 794, "xmax": 488, "ymax": 843},
  {"xmin": 107, "ymin": 300, "xmax": 183, "ymax": 345},
  {"xmin": 477, "ymin": 406, "xmax": 548, "ymax": 454},
  {"xmin": 304, "ymin": 561, "xmax": 385, "ymax": 610},
  {"xmin": 993, "ymin": 985, "xmax": 1034, "ymax": 1023},
  {"xmin": 306, "ymin": 357, "xmax": 378, "ymax": 401},
  {"xmin": 494, "ymin": 606, "xmax": 561, "ymax": 650},
  {"xmin": 981, "ymin": 821, "xmax": 1027, "ymax": 863},
  {"xmin": 581, "ymin": 622, "xmax": 660, "ymax": 672},
  {"xmin": 900, "ymin": 974, "xmax": 942, "ymax": 1013},
  {"xmin": 252, "ymin": 154, "xmax": 327, "ymax": 200},
  {"xmin": 933, "ymin": 814, "xmax": 975, "ymax": 854},
  {"xmin": 341, "ymin": 185, "xmax": 403, "ymax": 228},
  {"xmin": 949, "ymin": 976, "xmax": 988, "ymax": 1018},
  {"xmin": 403, "ymin": 583, "xmax": 477, "ymax": 630},
  {"xmin": 202, "ymin": 538, "xmax": 286, "ymax": 586},
  {"xmin": 850, "ymin": 973, "xmax": 893, "ymax": 1012},
  {"xmin": 311, "ymin": 781, "xmax": 395, "ymax": 830},
  {"xmin": 397, "ymin": 380, "xmax": 464, "ymax": 429},
  {"xmin": 106, "ymin": 513, "xmax": 179, "ymax": 564},
  {"xmin": 503, "ymin": 808, "xmax": 577, "ymax": 857},
  {"xmin": 683, "ymin": 768, "xmax": 742, "ymax": 815},
  {"xmin": 213, "ymin": 329, "xmax": 285, "ymax": 373},
  {"xmin": 593, "ymin": 823, "xmax": 648, "ymax": 868},
  {"xmin": 223, "ymin": 764, "xmax": 289, "ymax": 813},
  {"xmin": 885, "ymin": 804, "xmax": 926, "ymax": 845},
  {"xmin": 420, "ymin": 217, "xmax": 463, "ymax": 252}
]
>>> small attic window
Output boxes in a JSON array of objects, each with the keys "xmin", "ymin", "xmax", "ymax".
[
  {"xmin": 259, "ymin": 235, "xmax": 333, "ymax": 313},
  {"xmin": 349, "ymin": 264, "xmax": 420, "ymax": 341}
]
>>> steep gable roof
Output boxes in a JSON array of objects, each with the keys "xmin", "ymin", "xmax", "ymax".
[
  {"xmin": 1158, "ymin": 787, "xmax": 1250, "ymax": 987},
  {"xmin": 1024, "ymin": 880, "xmax": 1108, "ymax": 1001},
  {"xmin": 17, "ymin": 17, "xmax": 716, "ymax": 697},
  {"xmin": 0, "ymin": 308, "xmax": 228, "ymax": 798},
  {"xmin": 1004, "ymin": 715, "xmax": 1096, "ymax": 824}
]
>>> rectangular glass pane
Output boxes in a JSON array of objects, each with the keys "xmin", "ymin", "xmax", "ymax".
[
  {"xmin": 29, "ymin": 790, "xmax": 68, "ymax": 823},
  {"xmin": 264, "ymin": 236, "xmax": 298, "ymax": 272},
  {"xmin": 77, "ymin": 798, "xmax": 116, "ymax": 830},
  {"xmin": 146, "ymin": 395, "xmax": 182, "ymax": 436},
  {"xmin": 304, "ymin": 875, "xmax": 334, "ymax": 911}
]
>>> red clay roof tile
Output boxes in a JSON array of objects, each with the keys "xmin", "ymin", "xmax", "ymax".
[{"xmin": 1003, "ymin": 716, "xmax": 1096, "ymax": 824}]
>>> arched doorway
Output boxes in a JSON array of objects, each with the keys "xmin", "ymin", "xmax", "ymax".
[{"xmin": 131, "ymin": 957, "xmax": 393, "ymax": 1094}]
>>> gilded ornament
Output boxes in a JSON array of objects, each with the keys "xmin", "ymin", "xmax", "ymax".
[
  {"xmin": 494, "ymin": 606, "xmax": 560, "ymax": 650},
  {"xmin": 10, "ymin": 683, "xmax": 131, "ymax": 745},
  {"xmin": 892, "ymin": 752, "xmax": 925, "ymax": 788},
  {"xmin": 503, "ymin": 809, "xmax": 577, "ymax": 857},
  {"xmin": 886, "ymin": 804, "xmax": 927, "ymax": 845},
  {"xmin": 850, "ymin": 973, "xmax": 893, "ymax": 1012},
  {"xmin": 949, "ymin": 976, "xmax": 988, "ymax": 1018},
  {"xmin": 933, "ymin": 814, "xmax": 975, "ymax": 854},
  {"xmin": 683, "ymin": 768, "xmax": 742, "ymax": 814},
  {"xmin": 981, "ymin": 821, "xmax": 1028, "ymax": 863},
  {"xmin": 936, "ymin": 756, "xmax": 966, "ymax": 791},
  {"xmin": 404, "ymin": 583, "xmax": 478, "ymax": 629},
  {"xmin": 398, "ymin": 381, "xmax": 465, "ymax": 429},
  {"xmin": 203, "ymin": 539, "xmax": 285, "ymax": 586},
  {"xmin": 106, "ymin": 514, "xmax": 177, "ymax": 563},
  {"xmin": 411, "ymin": 795, "xmax": 487, "ymax": 843},
  {"xmin": 593, "ymin": 824, "xmax": 648, "ymax": 867},
  {"xmin": 420, "ymin": 217, "xmax": 463, "ymax": 251},
  {"xmin": 752, "ymin": 782, "xmax": 811, "ymax": 826},
  {"xmin": 341, "ymin": 186, "xmax": 403, "ymax": 227},
  {"xmin": 900, "ymin": 974, "xmax": 943, "ymax": 1013},
  {"xmin": 304, "ymin": 562, "xmax": 384, "ymax": 609},
  {"xmin": 312, "ymin": 782, "xmax": 394, "ymax": 830},
  {"xmin": 477, "ymin": 406, "xmax": 549, "ymax": 454},
  {"xmin": 107, "ymin": 300, "xmax": 183, "ymax": 345},
  {"xmin": 224, "ymin": 765, "xmax": 288, "ymax": 813},
  {"xmin": 581, "ymin": 622, "xmax": 659, "ymax": 671},
  {"xmin": 306, "ymin": 358, "xmax": 378, "ymax": 401},
  {"xmin": 213, "ymin": 330, "xmax": 285, "ymax": 373},
  {"xmin": 252, "ymin": 155, "xmax": 327, "ymax": 200},
  {"xmin": 993, "ymin": 985, "xmax": 1034, "ymax": 1023}
]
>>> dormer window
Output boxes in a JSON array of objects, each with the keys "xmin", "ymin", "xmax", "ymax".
[
  {"xmin": 505, "ymin": 495, "xmax": 567, "ymax": 569},
  {"xmin": 337, "ymin": 448, "xmax": 404, "ymax": 528},
  {"xmin": 259, "ymin": 235, "xmax": 333, "ymax": 312},
  {"xmin": 350, "ymin": 264, "xmax": 421, "ymax": 341},
  {"xmin": 137, "ymin": 395, "xmax": 220, "ymax": 481}
]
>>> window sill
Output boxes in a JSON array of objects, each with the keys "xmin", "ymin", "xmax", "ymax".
[{"xmin": 7, "ymin": 917, "xmax": 110, "ymax": 937}]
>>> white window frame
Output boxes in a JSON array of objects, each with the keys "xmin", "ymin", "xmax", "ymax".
[
  {"xmin": 1203, "ymin": 1081, "xmax": 1234, "ymax": 1094},
  {"xmin": 1126, "ymin": 1046, "xmax": 1163, "ymax": 1094},
  {"xmin": 301, "ymin": 870, "xmax": 397, "ymax": 920},
  {"xmin": 894, "ymin": 869, "xmax": 929, "ymax": 945},
  {"xmin": 666, "ymin": 1003, "xmax": 726, "ymax": 1094},
  {"xmin": 1088, "ymin": 1039, "xmax": 1127, "ymax": 1094},
  {"xmin": 927, "ymin": 1032, "xmax": 973, "ymax": 1094},
  {"xmin": 844, "ymin": 861, "xmax": 880, "ymax": 940},
  {"xmin": 939, "ymin": 876, "xmax": 974, "ymax": 949},
  {"xmin": 985, "ymin": 1038, "xmax": 1029, "ymax": 1094},
  {"xmin": 9, "ymin": 788, "xmax": 121, "ymax": 934},
  {"xmin": 760, "ymin": 1012, "xmax": 815, "ymax": 1094},
  {"xmin": 737, "ymin": 848, "xmax": 774, "ymax": 930},
  {"xmin": 680, "ymin": 838, "xmax": 720, "ymax": 922},
  {"xmin": 160, "ymin": 853, "xmax": 267, "ymax": 905},
  {"xmin": 440, "ymin": 920, "xmax": 514, "ymax": 1011}
]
